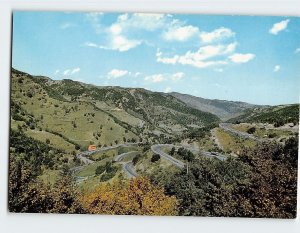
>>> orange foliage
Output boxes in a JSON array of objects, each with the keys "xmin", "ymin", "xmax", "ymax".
[{"xmin": 80, "ymin": 177, "xmax": 178, "ymax": 215}]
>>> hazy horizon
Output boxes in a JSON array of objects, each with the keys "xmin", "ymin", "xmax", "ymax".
[{"xmin": 12, "ymin": 12, "xmax": 300, "ymax": 105}]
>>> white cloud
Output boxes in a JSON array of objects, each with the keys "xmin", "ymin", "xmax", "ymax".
[
  {"xmin": 119, "ymin": 13, "xmax": 167, "ymax": 31},
  {"xmin": 63, "ymin": 67, "xmax": 80, "ymax": 76},
  {"xmin": 144, "ymin": 74, "xmax": 165, "ymax": 83},
  {"xmin": 85, "ymin": 13, "xmax": 170, "ymax": 52},
  {"xmin": 269, "ymin": 19, "xmax": 290, "ymax": 35},
  {"xmin": 54, "ymin": 69, "xmax": 60, "ymax": 75},
  {"xmin": 200, "ymin": 27, "xmax": 235, "ymax": 43},
  {"xmin": 71, "ymin": 67, "xmax": 80, "ymax": 74},
  {"xmin": 107, "ymin": 69, "xmax": 129, "ymax": 79},
  {"xmin": 84, "ymin": 37, "xmax": 141, "ymax": 52},
  {"xmin": 229, "ymin": 53, "xmax": 255, "ymax": 63},
  {"xmin": 63, "ymin": 69, "xmax": 71, "ymax": 76},
  {"xmin": 157, "ymin": 43, "xmax": 236, "ymax": 68},
  {"xmin": 110, "ymin": 23, "xmax": 122, "ymax": 35},
  {"xmin": 163, "ymin": 25, "xmax": 199, "ymax": 41},
  {"xmin": 295, "ymin": 48, "xmax": 300, "ymax": 53},
  {"xmin": 144, "ymin": 72, "xmax": 185, "ymax": 83},
  {"xmin": 171, "ymin": 72, "xmax": 185, "ymax": 81},
  {"xmin": 273, "ymin": 65, "xmax": 280, "ymax": 72},
  {"xmin": 111, "ymin": 35, "xmax": 141, "ymax": 52},
  {"xmin": 84, "ymin": 42, "xmax": 99, "ymax": 48},
  {"xmin": 164, "ymin": 87, "xmax": 172, "ymax": 93},
  {"xmin": 86, "ymin": 12, "xmax": 103, "ymax": 33},
  {"xmin": 134, "ymin": 72, "xmax": 142, "ymax": 77}
]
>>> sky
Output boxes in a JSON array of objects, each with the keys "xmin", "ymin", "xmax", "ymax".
[{"xmin": 12, "ymin": 11, "xmax": 300, "ymax": 105}]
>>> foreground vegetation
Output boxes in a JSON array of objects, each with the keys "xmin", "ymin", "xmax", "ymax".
[{"xmin": 9, "ymin": 129, "xmax": 298, "ymax": 218}]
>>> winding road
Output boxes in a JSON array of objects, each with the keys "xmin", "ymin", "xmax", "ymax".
[
  {"xmin": 72, "ymin": 122, "xmax": 284, "ymax": 184},
  {"xmin": 219, "ymin": 123, "xmax": 263, "ymax": 142},
  {"xmin": 113, "ymin": 151, "xmax": 139, "ymax": 178},
  {"xmin": 151, "ymin": 144, "xmax": 227, "ymax": 169},
  {"xmin": 73, "ymin": 133, "xmax": 230, "ymax": 182}
]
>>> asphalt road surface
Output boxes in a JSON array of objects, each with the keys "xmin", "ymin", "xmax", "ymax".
[
  {"xmin": 219, "ymin": 123, "xmax": 263, "ymax": 142},
  {"xmin": 114, "ymin": 151, "xmax": 139, "ymax": 178},
  {"xmin": 151, "ymin": 144, "xmax": 185, "ymax": 168}
]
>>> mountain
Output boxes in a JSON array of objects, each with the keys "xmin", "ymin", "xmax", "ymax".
[
  {"xmin": 228, "ymin": 104, "xmax": 299, "ymax": 126},
  {"xmin": 10, "ymin": 68, "xmax": 220, "ymax": 150},
  {"xmin": 170, "ymin": 92, "xmax": 262, "ymax": 121}
]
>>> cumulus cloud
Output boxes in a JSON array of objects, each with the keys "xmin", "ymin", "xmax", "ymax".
[
  {"xmin": 269, "ymin": 19, "xmax": 290, "ymax": 35},
  {"xmin": 63, "ymin": 69, "xmax": 71, "ymax": 76},
  {"xmin": 54, "ymin": 69, "xmax": 60, "ymax": 75},
  {"xmin": 295, "ymin": 48, "xmax": 300, "ymax": 53},
  {"xmin": 116, "ymin": 13, "xmax": 168, "ymax": 31},
  {"xmin": 163, "ymin": 25, "xmax": 199, "ymax": 41},
  {"xmin": 110, "ymin": 35, "xmax": 141, "ymax": 52},
  {"xmin": 134, "ymin": 72, "xmax": 142, "ymax": 77},
  {"xmin": 200, "ymin": 27, "xmax": 235, "ymax": 43},
  {"xmin": 156, "ymin": 43, "xmax": 236, "ymax": 68},
  {"xmin": 164, "ymin": 87, "xmax": 172, "ymax": 93},
  {"xmin": 107, "ymin": 69, "xmax": 129, "ymax": 79},
  {"xmin": 273, "ymin": 65, "xmax": 280, "ymax": 72},
  {"xmin": 71, "ymin": 67, "xmax": 80, "ymax": 74},
  {"xmin": 229, "ymin": 53, "xmax": 255, "ymax": 63},
  {"xmin": 84, "ymin": 37, "xmax": 141, "ymax": 52},
  {"xmin": 63, "ymin": 67, "xmax": 80, "ymax": 76},
  {"xmin": 144, "ymin": 74, "xmax": 165, "ymax": 83},
  {"xmin": 171, "ymin": 72, "xmax": 185, "ymax": 81},
  {"xmin": 144, "ymin": 72, "xmax": 185, "ymax": 83}
]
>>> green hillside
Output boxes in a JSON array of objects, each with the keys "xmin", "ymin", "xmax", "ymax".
[
  {"xmin": 10, "ymin": 68, "xmax": 221, "ymax": 160},
  {"xmin": 228, "ymin": 104, "xmax": 299, "ymax": 126}
]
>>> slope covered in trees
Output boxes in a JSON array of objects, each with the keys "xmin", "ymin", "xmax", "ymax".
[
  {"xmin": 229, "ymin": 104, "xmax": 299, "ymax": 127},
  {"xmin": 151, "ymin": 137, "xmax": 298, "ymax": 218}
]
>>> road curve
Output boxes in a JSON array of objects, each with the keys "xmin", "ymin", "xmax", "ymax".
[
  {"xmin": 151, "ymin": 144, "xmax": 185, "ymax": 169},
  {"xmin": 114, "ymin": 151, "xmax": 139, "ymax": 178},
  {"xmin": 113, "ymin": 151, "xmax": 138, "ymax": 162},
  {"xmin": 123, "ymin": 162, "xmax": 137, "ymax": 178},
  {"xmin": 151, "ymin": 144, "xmax": 227, "ymax": 168},
  {"xmin": 219, "ymin": 123, "xmax": 263, "ymax": 142}
]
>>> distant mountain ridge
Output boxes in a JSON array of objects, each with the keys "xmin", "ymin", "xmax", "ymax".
[{"xmin": 170, "ymin": 92, "xmax": 263, "ymax": 121}]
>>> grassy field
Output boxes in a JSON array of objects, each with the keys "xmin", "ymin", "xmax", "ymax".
[
  {"xmin": 231, "ymin": 123, "xmax": 295, "ymax": 140},
  {"xmin": 214, "ymin": 128, "xmax": 256, "ymax": 155},
  {"xmin": 26, "ymin": 129, "xmax": 76, "ymax": 153},
  {"xmin": 11, "ymin": 72, "xmax": 138, "ymax": 150}
]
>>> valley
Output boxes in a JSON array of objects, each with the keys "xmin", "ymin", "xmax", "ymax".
[{"xmin": 9, "ymin": 68, "xmax": 299, "ymax": 217}]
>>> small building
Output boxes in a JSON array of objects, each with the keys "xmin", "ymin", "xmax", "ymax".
[{"xmin": 88, "ymin": 145, "xmax": 97, "ymax": 151}]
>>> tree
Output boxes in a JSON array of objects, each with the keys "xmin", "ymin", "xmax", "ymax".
[
  {"xmin": 151, "ymin": 154, "xmax": 160, "ymax": 163},
  {"xmin": 132, "ymin": 155, "xmax": 139, "ymax": 165},
  {"xmin": 80, "ymin": 177, "xmax": 178, "ymax": 215},
  {"xmin": 247, "ymin": 127, "xmax": 256, "ymax": 134},
  {"xmin": 170, "ymin": 147, "xmax": 175, "ymax": 156},
  {"xmin": 46, "ymin": 138, "xmax": 50, "ymax": 144},
  {"xmin": 95, "ymin": 165, "xmax": 106, "ymax": 175}
]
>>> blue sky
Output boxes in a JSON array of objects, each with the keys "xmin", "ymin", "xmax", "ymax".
[{"xmin": 12, "ymin": 12, "xmax": 300, "ymax": 105}]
